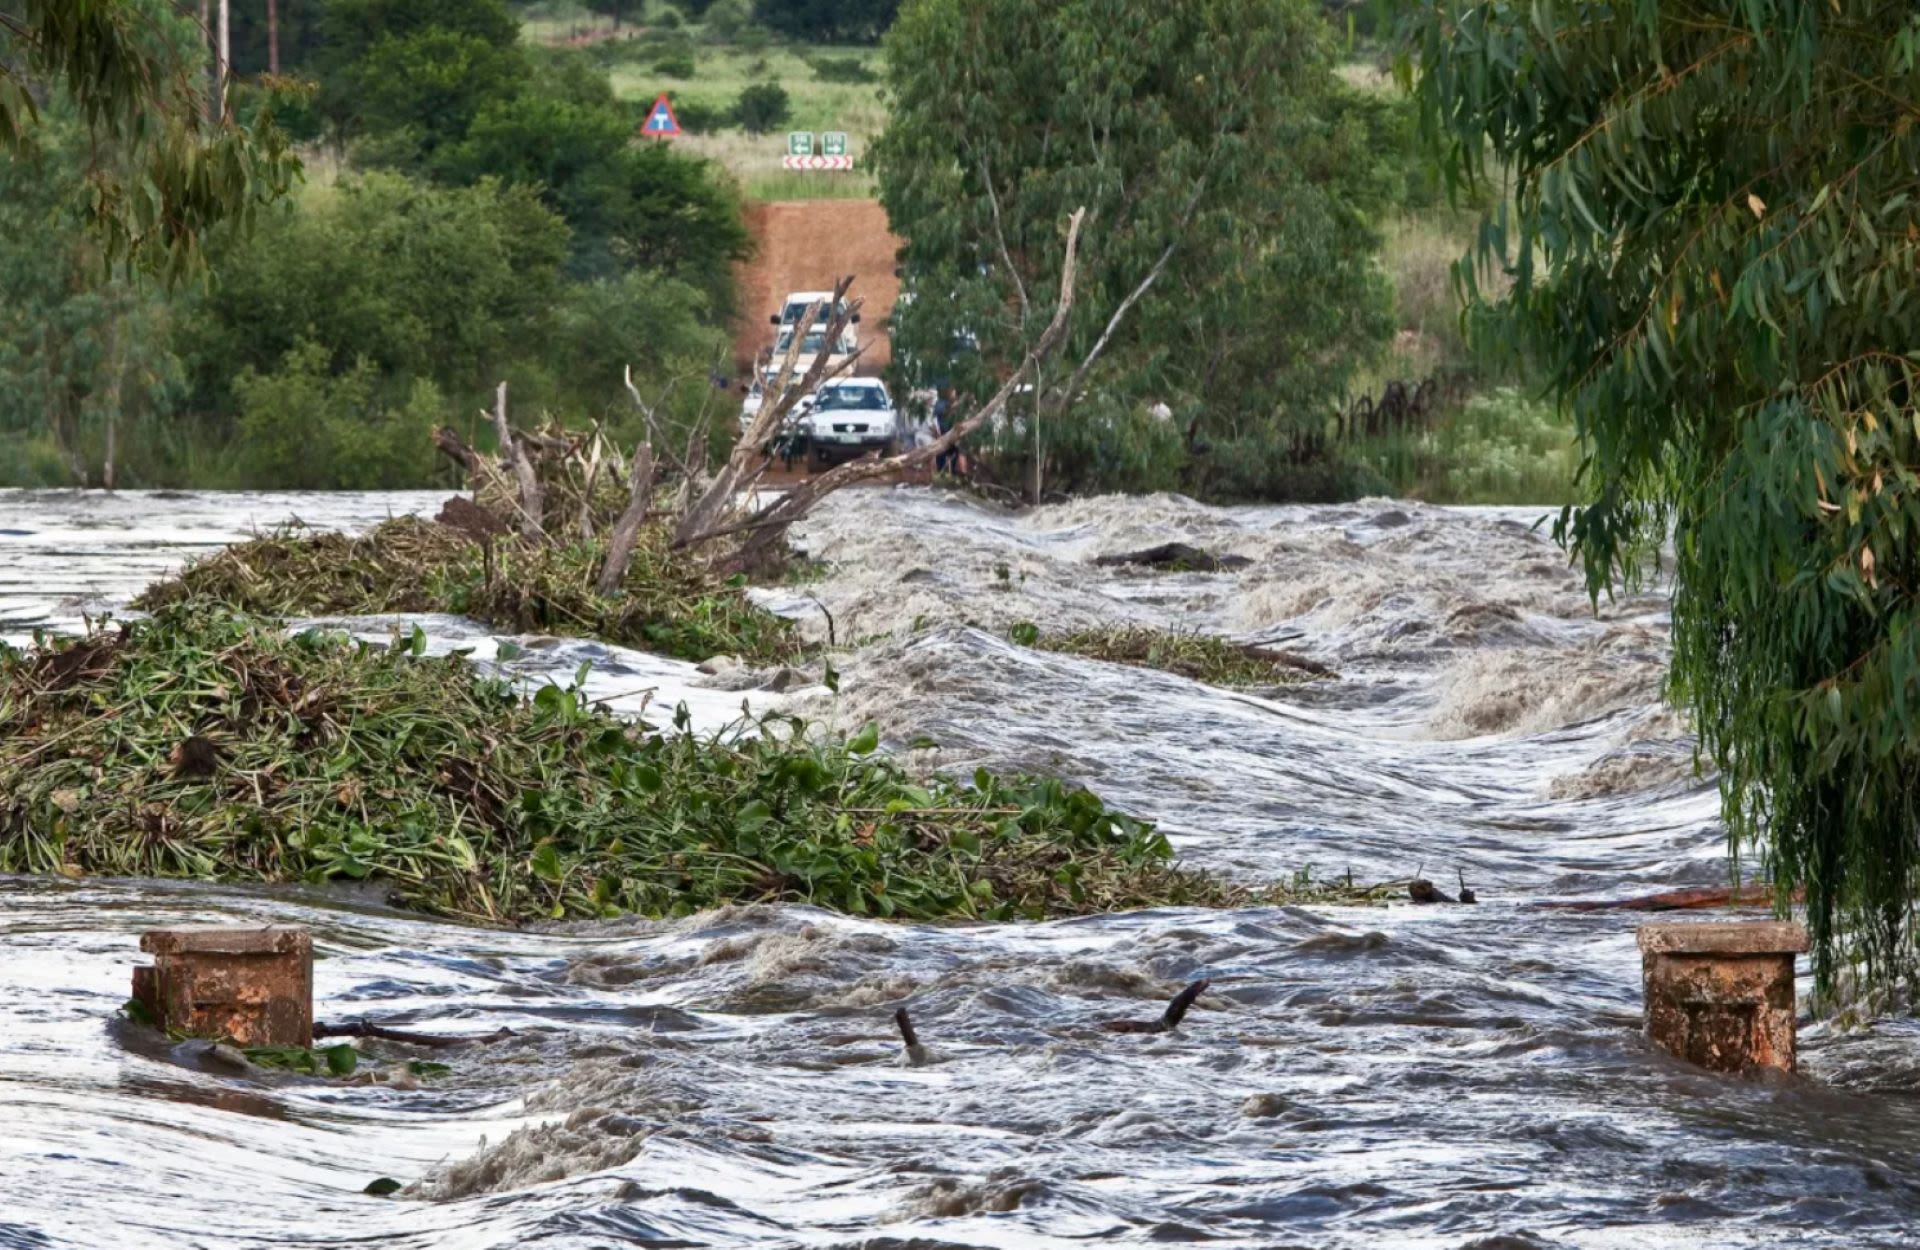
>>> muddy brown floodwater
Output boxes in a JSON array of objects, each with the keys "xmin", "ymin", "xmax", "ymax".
[{"xmin": 2, "ymin": 486, "xmax": 1918, "ymax": 1249}]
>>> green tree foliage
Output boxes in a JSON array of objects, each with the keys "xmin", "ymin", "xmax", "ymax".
[
  {"xmin": 234, "ymin": 343, "xmax": 446, "ymax": 489},
  {"xmin": 873, "ymin": 0, "xmax": 1393, "ymax": 498},
  {"xmin": 753, "ymin": 0, "xmax": 899, "ymax": 44},
  {"xmin": 1412, "ymin": 2, "xmax": 1920, "ymax": 994},
  {"xmin": 182, "ymin": 172, "xmax": 568, "ymax": 415},
  {"xmin": 227, "ymin": 0, "xmax": 330, "ymax": 75},
  {"xmin": 730, "ymin": 81, "xmax": 790, "ymax": 134},
  {"xmin": 0, "ymin": 115, "xmax": 182, "ymax": 484},
  {"xmin": 320, "ymin": 0, "xmax": 746, "ymax": 293},
  {"xmin": 0, "ymin": 0, "xmax": 295, "ymax": 279},
  {"xmin": 180, "ymin": 171, "xmax": 729, "ymax": 461},
  {"xmin": 584, "ymin": 0, "xmax": 647, "ymax": 27}
]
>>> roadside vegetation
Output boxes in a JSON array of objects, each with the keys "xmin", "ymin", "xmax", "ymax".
[{"xmin": 0, "ymin": 606, "xmax": 1360, "ymax": 923}]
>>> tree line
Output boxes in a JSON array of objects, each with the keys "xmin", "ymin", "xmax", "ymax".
[{"xmin": 1, "ymin": 0, "xmax": 744, "ymax": 489}]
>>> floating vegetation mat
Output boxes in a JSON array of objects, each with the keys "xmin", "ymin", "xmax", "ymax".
[
  {"xmin": 132, "ymin": 516, "xmax": 798, "ymax": 665},
  {"xmin": 1010, "ymin": 624, "xmax": 1335, "ymax": 687},
  {"xmin": 0, "ymin": 609, "xmax": 1359, "ymax": 924}
]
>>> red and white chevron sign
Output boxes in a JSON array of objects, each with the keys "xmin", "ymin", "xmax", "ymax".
[{"xmin": 782, "ymin": 155, "xmax": 855, "ymax": 172}]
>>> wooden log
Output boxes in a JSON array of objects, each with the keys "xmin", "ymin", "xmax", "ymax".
[{"xmin": 1537, "ymin": 884, "xmax": 1794, "ymax": 912}]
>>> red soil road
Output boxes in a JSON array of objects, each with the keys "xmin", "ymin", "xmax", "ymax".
[{"xmin": 733, "ymin": 200, "xmax": 903, "ymax": 379}]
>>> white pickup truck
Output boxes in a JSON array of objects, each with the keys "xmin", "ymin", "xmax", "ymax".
[
  {"xmin": 805, "ymin": 378, "xmax": 900, "ymax": 468},
  {"xmin": 772, "ymin": 290, "xmax": 859, "ymax": 331}
]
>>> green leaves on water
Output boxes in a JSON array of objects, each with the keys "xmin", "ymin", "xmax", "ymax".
[
  {"xmin": 241, "ymin": 1043, "xmax": 359, "ymax": 1077},
  {"xmin": 0, "ymin": 608, "xmax": 1357, "ymax": 925}
]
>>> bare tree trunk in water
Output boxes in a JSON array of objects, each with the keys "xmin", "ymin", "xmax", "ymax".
[
  {"xmin": 267, "ymin": 0, "xmax": 280, "ymax": 75},
  {"xmin": 1029, "ymin": 364, "xmax": 1046, "ymax": 505},
  {"xmin": 102, "ymin": 319, "xmax": 120, "ymax": 492}
]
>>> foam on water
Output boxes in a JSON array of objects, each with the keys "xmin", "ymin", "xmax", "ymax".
[{"xmin": 2, "ymin": 487, "xmax": 1917, "ymax": 1249}]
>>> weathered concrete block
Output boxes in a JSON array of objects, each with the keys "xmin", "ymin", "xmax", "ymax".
[
  {"xmin": 1637, "ymin": 920, "xmax": 1808, "ymax": 1073},
  {"xmin": 135, "ymin": 926, "xmax": 313, "ymax": 1047}
]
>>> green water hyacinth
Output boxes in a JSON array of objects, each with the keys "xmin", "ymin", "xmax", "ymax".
[
  {"xmin": 0, "ymin": 609, "xmax": 1336, "ymax": 924},
  {"xmin": 1411, "ymin": 1, "xmax": 1920, "ymax": 997}
]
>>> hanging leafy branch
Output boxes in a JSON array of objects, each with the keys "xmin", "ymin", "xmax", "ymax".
[
  {"xmin": 0, "ymin": 0, "xmax": 296, "ymax": 279},
  {"xmin": 1410, "ymin": 1, "xmax": 1920, "ymax": 999}
]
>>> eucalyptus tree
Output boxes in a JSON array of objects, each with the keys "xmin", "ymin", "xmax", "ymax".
[
  {"xmin": 1412, "ymin": 2, "xmax": 1920, "ymax": 995},
  {"xmin": 0, "ymin": 0, "xmax": 295, "ymax": 279}
]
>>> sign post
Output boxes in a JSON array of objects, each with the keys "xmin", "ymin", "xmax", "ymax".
[
  {"xmin": 642, "ymin": 93, "xmax": 681, "ymax": 139},
  {"xmin": 822, "ymin": 132, "xmax": 849, "ymax": 157},
  {"xmin": 787, "ymin": 131, "xmax": 815, "ymax": 157}
]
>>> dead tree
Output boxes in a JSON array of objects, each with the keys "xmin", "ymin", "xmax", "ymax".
[
  {"xmin": 673, "ymin": 277, "xmax": 867, "ymax": 549},
  {"xmin": 481, "ymin": 382, "xmax": 543, "ymax": 539},
  {"xmin": 675, "ymin": 209, "xmax": 1089, "ymax": 574}
]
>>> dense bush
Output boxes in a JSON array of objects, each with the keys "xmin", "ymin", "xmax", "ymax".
[
  {"xmin": 730, "ymin": 81, "xmax": 792, "ymax": 134},
  {"xmin": 233, "ymin": 345, "xmax": 446, "ymax": 490},
  {"xmin": 183, "ymin": 173, "xmax": 568, "ymax": 415},
  {"xmin": 753, "ymin": 0, "xmax": 899, "ymax": 44},
  {"xmin": 809, "ymin": 55, "xmax": 878, "ymax": 84}
]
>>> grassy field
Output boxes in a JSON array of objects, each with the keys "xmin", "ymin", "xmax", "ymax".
[
  {"xmin": 609, "ymin": 43, "xmax": 886, "ymax": 198},
  {"xmin": 519, "ymin": 3, "xmax": 887, "ymax": 198}
]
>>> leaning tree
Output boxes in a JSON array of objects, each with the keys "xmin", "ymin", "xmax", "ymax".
[{"xmin": 1412, "ymin": 1, "xmax": 1920, "ymax": 997}]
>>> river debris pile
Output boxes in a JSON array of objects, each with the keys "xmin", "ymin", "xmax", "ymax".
[
  {"xmin": 1011, "ymin": 624, "xmax": 1333, "ymax": 687},
  {"xmin": 133, "ymin": 512, "xmax": 798, "ymax": 666},
  {"xmin": 0, "ymin": 608, "xmax": 1353, "ymax": 924}
]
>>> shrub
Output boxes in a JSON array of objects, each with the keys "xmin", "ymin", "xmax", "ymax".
[
  {"xmin": 671, "ymin": 97, "xmax": 724, "ymax": 133},
  {"xmin": 702, "ymin": 0, "xmax": 751, "ymax": 41},
  {"xmin": 730, "ymin": 81, "xmax": 791, "ymax": 134},
  {"xmin": 651, "ymin": 52, "xmax": 697, "ymax": 76},
  {"xmin": 232, "ymin": 344, "xmax": 445, "ymax": 490},
  {"xmin": 809, "ymin": 55, "xmax": 878, "ymax": 84}
]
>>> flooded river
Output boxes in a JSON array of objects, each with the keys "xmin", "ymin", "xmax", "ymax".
[{"xmin": 2, "ymin": 487, "xmax": 1917, "ymax": 1249}]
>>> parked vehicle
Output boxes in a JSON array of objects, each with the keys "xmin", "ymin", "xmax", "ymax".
[
  {"xmin": 769, "ymin": 324, "xmax": 858, "ymax": 379},
  {"xmin": 805, "ymin": 378, "xmax": 900, "ymax": 469},
  {"xmin": 771, "ymin": 290, "xmax": 860, "ymax": 329}
]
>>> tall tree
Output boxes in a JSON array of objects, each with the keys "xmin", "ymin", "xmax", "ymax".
[
  {"xmin": 873, "ymin": 0, "xmax": 1391, "ymax": 499},
  {"xmin": 0, "ymin": 0, "xmax": 295, "ymax": 278},
  {"xmin": 1412, "ymin": 2, "xmax": 1920, "ymax": 995}
]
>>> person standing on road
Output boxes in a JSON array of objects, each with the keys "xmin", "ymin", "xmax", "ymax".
[{"xmin": 932, "ymin": 386, "xmax": 960, "ymax": 476}]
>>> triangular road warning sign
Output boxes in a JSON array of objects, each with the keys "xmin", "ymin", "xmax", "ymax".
[{"xmin": 642, "ymin": 93, "xmax": 681, "ymax": 138}]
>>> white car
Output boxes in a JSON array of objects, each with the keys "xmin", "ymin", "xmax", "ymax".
[
  {"xmin": 771, "ymin": 290, "xmax": 859, "ymax": 330},
  {"xmin": 768, "ymin": 324, "xmax": 858, "ymax": 382},
  {"xmin": 805, "ymin": 378, "xmax": 899, "ymax": 468}
]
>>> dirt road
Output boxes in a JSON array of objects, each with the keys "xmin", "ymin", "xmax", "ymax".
[{"xmin": 733, "ymin": 200, "xmax": 903, "ymax": 378}]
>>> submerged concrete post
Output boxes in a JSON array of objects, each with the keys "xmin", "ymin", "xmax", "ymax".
[
  {"xmin": 134, "ymin": 926, "xmax": 313, "ymax": 1047},
  {"xmin": 1636, "ymin": 920, "xmax": 1808, "ymax": 1073}
]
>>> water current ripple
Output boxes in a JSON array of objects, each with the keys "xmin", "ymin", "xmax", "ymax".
[{"xmin": 2, "ymin": 487, "xmax": 1917, "ymax": 1249}]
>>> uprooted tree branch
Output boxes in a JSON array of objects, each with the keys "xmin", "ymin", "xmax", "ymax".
[{"xmin": 430, "ymin": 207, "xmax": 1089, "ymax": 588}]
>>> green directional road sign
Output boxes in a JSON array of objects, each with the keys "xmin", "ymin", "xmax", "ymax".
[
  {"xmin": 787, "ymin": 131, "xmax": 814, "ymax": 157},
  {"xmin": 822, "ymin": 131, "xmax": 849, "ymax": 157}
]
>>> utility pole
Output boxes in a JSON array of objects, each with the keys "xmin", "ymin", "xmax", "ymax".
[{"xmin": 267, "ymin": 0, "xmax": 280, "ymax": 75}]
